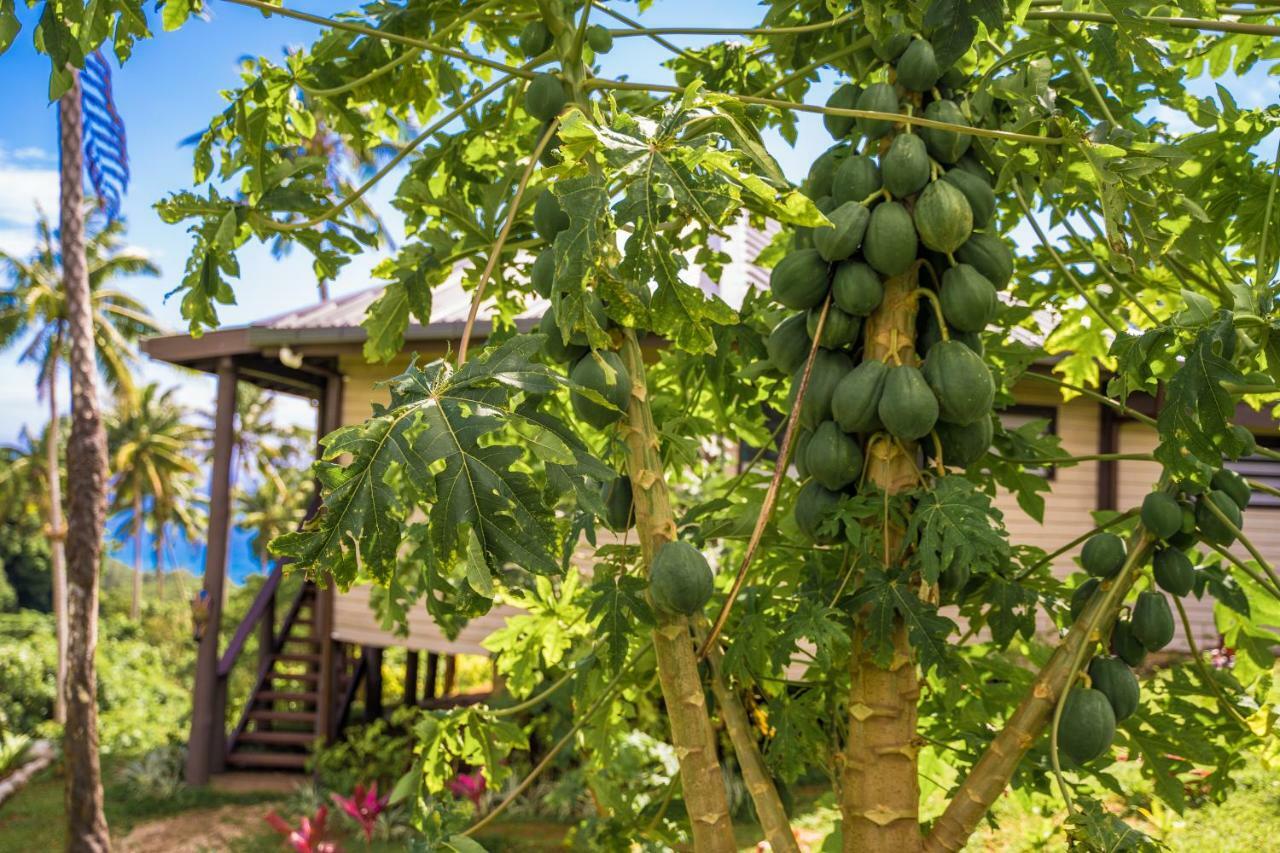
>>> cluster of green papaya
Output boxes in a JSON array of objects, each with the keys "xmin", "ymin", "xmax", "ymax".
[
  {"xmin": 1059, "ymin": 465, "xmax": 1253, "ymax": 763},
  {"xmin": 519, "ymin": 17, "xmax": 612, "ymax": 165},
  {"xmin": 767, "ymin": 35, "xmax": 1010, "ymax": 548}
]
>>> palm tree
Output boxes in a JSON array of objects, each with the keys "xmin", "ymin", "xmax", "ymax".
[
  {"xmin": 236, "ymin": 464, "xmax": 312, "ymax": 574},
  {"xmin": 107, "ymin": 383, "xmax": 205, "ymax": 617},
  {"xmin": 0, "ymin": 423, "xmax": 65, "ymax": 611},
  {"xmin": 0, "ymin": 206, "xmax": 161, "ymax": 717}
]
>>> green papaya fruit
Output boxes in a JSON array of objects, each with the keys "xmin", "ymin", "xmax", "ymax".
[
  {"xmin": 832, "ymin": 359, "xmax": 889, "ymax": 434},
  {"xmin": 932, "ymin": 416, "xmax": 993, "ymax": 469},
  {"xmin": 793, "ymin": 429, "xmax": 814, "ymax": 479},
  {"xmin": 895, "ymin": 38, "xmax": 941, "ymax": 92},
  {"xmin": 954, "ymin": 154, "xmax": 993, "ymax": 185},
  {"xmin": 793, "ymin": 349, "xmax": 855, "ymax": 429},
  {"xmin": 881, "ymin": 133, "xmax": 931, "ymax": 198},
  {"xmin": 920, "ymin": 99, "xmax": 972, "ymax": 164},
  {"xmin": 806, "ymin": 420, "xmax": 864, "ymax": 491},
  {"xmin": 519, "ymin": 21, "xmax": 553, "ymax": 58},
  {"xmin": 922, "ymin": 340, "xmax": 994, "ymax": 426},
  {"xmin": 856, "ymin": 82, "xmax": 900, "ymax": 139},
  {"xmin": 832, "ymin": 260, "xmax": 884, "ymax": 316},
  {"xmin": 767, "ymin": 313, "xmax": 811, "ymax": 374},
  {"xmin": 770, "ymin": 249, "xmax": 831, "ymax": 310},
  {"xmin": 942, "ymin": 168, "xmax": 996, "ymax": 228},
  {"xmin": 570, "ymin": 350, "xmax": 632, "ymax": 429},
  {"xmin": 1196, "ymin": 489, "xmax": 1242, "ymax": 545},
  {"xmin": 914, "ymin": 179, "xmax": 973, "ymax": 254},
  {"xmin": 824, "ymin": 83, "xmax": 860, "ymax": 139},
  {"xmin": 1070, "ymin": 577, "xmax": 1100, "ymax": 622},
  {"xmin": 1226, "ymin": 424, "xmax": 1256, "ymax": 459},
  {"xmin": 939, "ymin": 66, "xmax": 968, "ymax": 91},
  {"xmin": 586, "ymin": 24, "xmax": 613, "ymax": 54},
  {"xmin": 917, "ymin": 306, "xmax": 981, "ymax": 356},
  {"xmin": 872, "ymin": 33, "xmax": 911, "ymax": 62},
  {"xmin": 939, "ymin": 264, "xmax": 998, "ymax": 333},
  {"xmin": 1167, "ymin": 502, "xmax": 1199, "ymax": 550},
  {"xmin": 1058, "ymin": 687, "xmax": 1116, "ymax": 764},
  {"xmin": 1087, "ymin": 656, "xmax": 1140, "ymax": 723},
  {"xmin": 1141, "ymin": 492, "xmax": 1182, "ymax": 539},
  {"xmin": 600, "ymin": 475, "xmax": 633, "ymax": 532},
  {"xmin": 807, "ymin": 145, "xmax": 850, "ymax": 199},
  {"xmin": 863, "ymin": 201, "xmax": 918, "ymax": 277},
  {"xmin": 832, "ymin": 155, "xmax": 882, "ymax": 205},
  {"xmin": 1152, "ymin": 548, "xmax": 1194, "ymax": 597},
  {"xmin": 878, "ymin": 364, "xmax": 939, "ymax": 441},
  {"xmin": 525, "ymin": 73, "xmax": 569, "ymax": 123},
  {"xmin": 1211, "ymin": 468, "xmax": 1251, "ymax": 510},
  {"xmin": 534, "ymin": 189, "xmax": 570, "ymax": 241},
  {"xmin": 814, "ymin": 201, "xmax": 871, "ymax": 262},
  {"xmin": 649, "ymin": 541, "xmax": 714, "ymax": 615},
  {"xmin": 795, "ymin": 479, "xmax": 842, "ymax": 544},
  {"xmin": 1131, "ymin": 590, "xmax": 1175, "ymax": 651},
  {"xmin": 531, "ymin": 248, "xmax": 556, "ymax": 298},
  {"xmin": 807, "ymin": 304, "xmax": 861, "ymax": 349},
  {"xmin": 1081, "ymin": 532, "xmax": 1126, "ymax": 578},
  {"xmin": 954, "ymin": 231, "xmax": 1014, "ymax": 288},
  {"xmin": 1110, "ymin": 618, "xmax": 1147, "ymax": 667},
  {"xmin": 539, "ymin": 307, "xmax": 588, "ymax": 364},
  {"xmin": 538, "ymin": 121, "xmax": 562, "ymax": 167},
  {"xmin": 795, "ymin": 194, "xmax": 836, "ymax": 249}
]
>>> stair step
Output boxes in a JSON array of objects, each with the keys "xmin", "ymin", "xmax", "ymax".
[
  {"xmin": 274, "ymin": 652, "xmax": 322, "ymax": 663},
  {"xmin": 237, "ymin": 730, "xmax": 316, "ymax": 746},
  {"xmin": 248, "ymin": 709, "xmax": 317, "ymax": 723},
  {"xmin": 269, "ymin": 670, "xmax": 319, "ymax": 682},
  {"xmin": 225, "ymin": 751, "xmax": 309, "ymax": 770},
  {"xmin": 256, "ymin": 690, "xmax": 318, "ymax": 703}
]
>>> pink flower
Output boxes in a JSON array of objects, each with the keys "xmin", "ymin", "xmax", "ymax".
[
  {"xmin": 331, "ymin": 782, "xmax": 389, "ymax": 843},
  {"xmin": 447, "ymin": 771, "xmax": 486, "ymax": 808},
  {"xmin": 265, "ymin": 805, "xmax": 337, "ymax": 853}
]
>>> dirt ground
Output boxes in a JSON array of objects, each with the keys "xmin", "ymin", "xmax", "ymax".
[{"xmin": 116, "ymin": 803, "xmax": 275, "ymax": 853}]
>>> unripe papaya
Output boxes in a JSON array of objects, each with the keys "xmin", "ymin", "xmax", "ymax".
[
  {"xmin": 794, "ymin": 429, "xmax": 813, "ymax": 479},
  {"xmin": 832, "ymin": 261, "xmax": 884, "ymax": 316},
  {"xmin": 806, "ymin": 304, "xmax": 861, "ymax": 349},
  {"xmin": 1141, "ymin": 492, "xmax": 1182, "ymax": 539},
  {"xmin": 856, "ymin": 82, "xmax": 899, "ymax": 139},
  {"xmin": 795, "ymin": 479, "xmax": 842, "ymax": 544},
  {"xmin": 863, "ymin": 201, "xmax": 918, "ymax": 277},
  {"xmin": 519, "ymin": 21, "xmax": 553, "ymax": 58},
  {"xmin": 531, "ymin": 248, "xmax": 556, "ymax": 298},
  {"xmin": 1167, "ymin": 501, "xmax": 1199, "ymax": 550},
  {"xmin": 832, "ymin": 154, "xmax": 882, "ymax": 205},
  {"xmin": 882, "ymin": 133, "xmax": 931, "ymax": 198},
  {"xmin": 878, "ymin": 364, "xmax": 939, "ymax": 441},
  {"xmin": 649, "ymin": 541, "xmax": 714, "ymax": 615},
  {"xmin": 1211, "ymin": 468, "xmax": 1251, "ymax": 510},
  {"xmin": 1226, "ymin": 424, "xmax": 1256, "ymax": 459},
  {"xmin": 914, "ymin": 179, "xmax": 973, "ymax": 254},
  {"xmin": 525, "ymin": 73, "xmax": 569, "ymax": 123},
  {"xmin": 570, "ymin": 350, "xmax": 632, "ymax": 429},
  {"xmin": 1152, "ymin": 548, "xmax": 1194, "ymax": 596},
  {"xmin": 600, "ymin": 475, "xmax": 634, "ymax": 532},
  {"xmin": 920, "ymin": 99, "xmax": 972, "ymax": 164},
  {"xmin": 922, "ymin": 340, "xmax": 994, "ymax": 426},
  {"xmin": 793, "ymin": 349, "xmax": 854, "ymax": 429},
  {"xmin": 770, "ymin": 249, "xmax": 831, "ymax": 310},
  {"xmin": 942, "ymin": 168, "xmax": 996, "ymax": 228},
  {"xmin": 1058, "ymin": 687, "xmax": 1116, "ymax": 764},
  {"xmin": 805, "ymin": 420, "xmax": 864, "ymax": 491},
  {"xmin": 832, "ymin": 359, "xmax": 889, "ymax": 434},
  {"xmin": 1196, "ymin": 489, "xmax": 1242, "ymax": 545},
  {"xmin": 766, "ymin": 313, "xmax": 810, "ymax": 374},
  {"xmin": 918, "ymin": 306, "xmax": 981, "ymax": 356},
  {"xmin": 954, "ymin": 231, "xmax": 1014, "ymax": 288},
  {"xmin": 807, "ymin": 145, "xmax": 850, "ymax": 199},
  {"xmin": 928, "ymin": 416, "xmax": 993, "ymax": 469},
  {"xmin": 872, "ymin": 33, "xmax": 911, "ymax": 62},
  {"xmin": 1111, "ymin": 618, "xmax": 1147, "ymax": 667},
  {"xmin": 1131, "ymin": 590, "xmax": 1174, "ymax": 651},
  {"xmin": 1081, "ymin": 532, "xmax": 1125, "ymax": 578},
  {"xmin": 539, "ymin": 306, "xmax": 588, "ymax": 364},
  {"xmin": 586, "ymin": 24, "xmax": 613, "ymax": 54},
  {"xmin": 895, "ymin": 39, "xmax": 941, "ymax": 92},
  {"xmin": 940, "ymin": 264, "xmax": 998, "ymax": 333},
  {"xmin": 1070, "ymin": 577, "xmax": 1100, "ymax": 622},
  {"xmin": 534, "ymin": 189, "xmax": 570, "ymax": 241},
  {"xmin": 953, "ymin": 154, "xmax": 993, "ymax": 185},
  {"xmin": 1088, "ymin": 655, "xmax": 1140, "ymax": 722},
  {"xmin": 814, "ymin": 201, "xmax": 870, "ymax": 262},
  {"xmin": 824, "ymin": 83, "xmax": 860, "ymax": 140}
]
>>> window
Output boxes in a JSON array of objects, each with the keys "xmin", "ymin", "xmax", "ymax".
[
  {"xmin": 999, "ymin": 405, "xmax": 1059, "ymax": 480},
  {"xmin": 1225, "ymin": 433, "xmax": 1280, "ymax": 509}
]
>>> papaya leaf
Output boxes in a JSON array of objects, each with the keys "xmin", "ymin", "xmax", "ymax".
[
  {"xmin": 849, "ymin": 569, "xmax": 957, "ymax": 672},
  {"xmin": 1155, "ymin": 315, "xmax": 1247, "ymax": 477},
  {"xmin": 586, "ymin": 574, "xmax": 653, "ymax": 672},
  {"xmin": 907, "ymin": 476, "xmax": 1010, "ymax": 586},
  {"xmin": 1065, "ymin": 797, "xmax": 1159, "ymax": 852}
]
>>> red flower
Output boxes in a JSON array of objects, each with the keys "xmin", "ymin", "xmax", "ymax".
[
  {"xmin": 447, "ymin": 771, "xmax": 487, "ymax": 808},
  {"xmin": 331, "ymin": 782, "xmax": 389, "ymax": 843},
  {"xmin": 265, "ymin": 805, "xmax": 337, "ymax": 853}
]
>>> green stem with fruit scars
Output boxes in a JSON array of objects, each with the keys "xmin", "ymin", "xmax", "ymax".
[
  {"xmin": 1012, "ymin": 509, "xmax": 1136, "ymax": 581},
  {"xmin": 1200, "ymin": 498, "xmax": 1280, "ymax": 597},
  {"xmin": 1173, "ymin": 596, "xmax": 1253, "ymax": 730},
  {"xmin": 1021, "ymin": 371, "xmax": 1158, "ymax": 427},
  {"xmin": 924, "ymin": 528, "xmax": 1156, "ymax": 853}
]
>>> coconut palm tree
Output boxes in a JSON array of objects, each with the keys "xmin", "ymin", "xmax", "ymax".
[
  {"xmin": 0, "ymin": 423, "xmax": 65, "ymax": 611},
  {"xmin": 235, "ymin": 464, "xmax": 312, "ymax": 574},
  {"xmin": 107, "ymin": 383, "xmax": 205, "ymax": 617},
  {"xmin": 0, "ymin": 206, "xmax": 159, "ymax": 724}
]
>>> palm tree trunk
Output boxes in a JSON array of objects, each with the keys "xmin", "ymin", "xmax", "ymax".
[
  {"xmin": 154, "ymin": 524, "xmax": 165, "ymax": 600},
  {"xmin": 131, "ymin": 491, "xmax": 142, "ymax": 619},
  {"xmin": 45, "ymin": 377, "xmax": 68, "ymax": 725},
  {"xmin": 59, "ymin": 65, "xmax": 110, "ymax": 851}
]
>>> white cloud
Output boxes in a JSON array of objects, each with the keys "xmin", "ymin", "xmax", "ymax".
[
  {"xmin": 0, "ymin": 145, "xmax": 58, "ymax": 227},
  {"xmin": 11, "ymin": 146, "xmax": 53, "ymax": 162}
]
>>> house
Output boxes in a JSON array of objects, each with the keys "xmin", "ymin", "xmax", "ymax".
[{"xmin": 141, "ymin": 221, "xmax": 1280, "ymax": 781}]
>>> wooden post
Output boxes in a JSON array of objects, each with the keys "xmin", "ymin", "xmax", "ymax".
[
  {"xmin": 364, "ymin": 647, "xmax": 384, "ymax": 722},
  {"xmin": 185, "ymin": 358, "xmax": 237, "ymax": 785},
  {"xmin": 405, "ymin": 651, "xmax": 419, "ymax": 707},
  {"xmin": 442, "ymin": 655, "xmax": 457, "ymax": 696},
  {"xmin": 1097, "ymin": 404, "xmax": 1120, "ymax": 511},
  {"xmin": 424, "ymin": 652, "xmax": 439, "ymax": 701},
  {"xmin": 315, "ymin": 373, "xmax": 342, "ymax": 743}
]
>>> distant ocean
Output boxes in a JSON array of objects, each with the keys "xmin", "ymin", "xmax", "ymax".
[{"xmin": 106, "ymin": 514, "xmax": 269, "ymax": 585}]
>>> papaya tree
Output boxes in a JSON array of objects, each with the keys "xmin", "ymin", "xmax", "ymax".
[{"xmin": 9, "ymin": 1, "xmax": 1280, "ymax": 849}]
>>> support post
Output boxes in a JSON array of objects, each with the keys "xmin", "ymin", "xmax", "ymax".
[
  {"xmin": 405, "ymin": 651, "xmax": 419, "ymax": 707},
  {"xmin": 364, "ymin": 646, "xmax": 384, "ymax": 722},
  {"xmin": 185, "ymin": 358, "xmax": 237, "ymax": 785},
  {"xmin": 424, "ymin": 653, "xmax": 439, "ymax": 700},
  {"xmin": 1097, "ymin": 404, "xmax": 1120, "ymax": 511},
  {"xmin": 442, "ymin": 655, "xmax": 457, "ymax": 696}
]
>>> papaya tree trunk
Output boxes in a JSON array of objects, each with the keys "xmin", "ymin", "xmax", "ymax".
[
  {"xmin": 45, "ymin": 377, "xmax": 68, "ymax": 725},
  {"xmin": 840, "ymin": 270, "xmax": 923, "ymax": 853},
  {"xmin": 618, "ymin": 331, "xmax": 737, "ymax": 852},
  {"xmin": 59, "ymin": 64, "xmax": 111, "ymax": 851}
]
